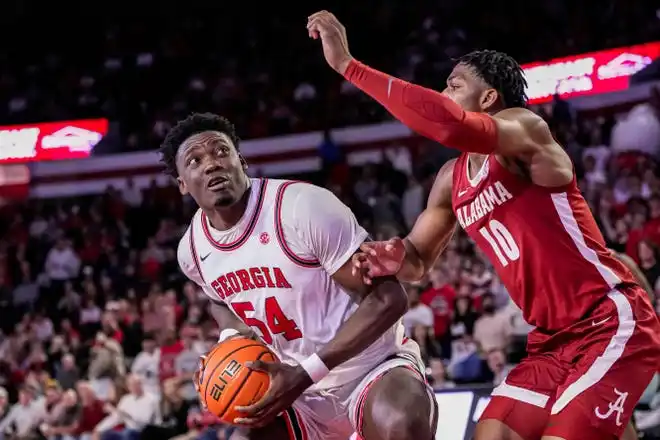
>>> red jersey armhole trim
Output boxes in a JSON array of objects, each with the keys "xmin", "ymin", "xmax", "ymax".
[
  {"xmin": 201, "ymin": 178, "xmax": 268, "ymax": 251},
  {"xmin": 188, "ymin": 221, "xmax": 206, "ymax": 285},
  {"xmin": 274, "ymin": 181, "xmax": 322, "ymax": 268}
]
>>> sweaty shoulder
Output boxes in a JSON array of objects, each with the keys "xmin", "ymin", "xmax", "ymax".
[
  {"xmin": 495, "ymin": 107, "xmax": 551, "ymax": 146},
  {"xmin": 278, "ymin": 181, "xmax": 369, "ymax": 274},
  {"xmin": 428, "ymin": 158, "xmax": 456, "ymax": 209},
  {"xmin": 495, "ymin": 107, "xmax": 573, "ymax": 187}
]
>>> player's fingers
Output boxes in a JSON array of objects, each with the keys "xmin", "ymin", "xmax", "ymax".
[
  {"xmin": 359, "ymin": 243, "xmax": 375, "ymax": 253},
  {"xmin": 307, "ymin": 10, "xmax": 329, "ymax": 22},
  {"xmin": 245, "ymin": 360, "xmax": 275, "ymax": 374},
  {"xmin": 234, "ymin": 388, "xmax": 275, "ymax": 417},
  {"xmin": 306, "ymin": 20, "xmax": 324, "ymax": 40},
  {"xmin": 234, "ymin": 396, "xmax": 271, "ymax": 416}
]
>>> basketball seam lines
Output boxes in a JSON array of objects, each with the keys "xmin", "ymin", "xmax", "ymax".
[
  {"xmin": 216, "ymin": 348, "xmax": 272, "ymax": 419},
  {"xmin": 202, "ymin": 342, "xmax": 265, "ymax": 411}
]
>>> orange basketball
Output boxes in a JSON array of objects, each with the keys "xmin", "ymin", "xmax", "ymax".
[{"xmin": 199, "ymin": 337, "xmax": 276, "ymax": 423}]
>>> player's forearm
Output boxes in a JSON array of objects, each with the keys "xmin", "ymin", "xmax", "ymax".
[
  {"xmin": 344, "ymin": 60, "xmax": 498, "ymax": 154},
  {"xmin": 209, "ymin": 302, "xmax": 257, "ymax": 341},
  {"xmin": 317, "ymin": 278, "xmax": 408, "ymax": 371},
  {"xmin": 394, "ymin": 238, "xmax": 428, "ymax": 283}
]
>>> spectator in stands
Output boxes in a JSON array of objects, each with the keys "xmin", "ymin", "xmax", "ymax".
[
  {"xmin": 121, "ymin": 178, "xmax": 143, "ymax": 209},
  {"xmin": 638, "ymin": 240, "xmax": 660, "ymax": 292},
  {"xmin": 172, "ymin": 327, "xmax": 203, "ymax": 403},
  {"xmin": 130, "ymin": 334, "xmax": 160, "ymax": 397},
  {"xmin": 44, "ymin": 239, "xmax": 81, "ymax": 289},
  {"xmin": 450, "ymin": 296, "xmax": 478, "ymax": 341},
  {"xmin": 55, "ymin": 354, "xmax": 80, "ymax": 391},
  {"xmin": 94, "ymin": 375, "xmax": 160, "ymax": 440},
  {"xmin": 473, "ymin": 293, "xmax": 512, "ymax": 354},
  {"xmin": 401, "ymin": 175, "xmax": 424, "ymax": 230},
  {"xmin": 427, "ymin": 358, "xmax": 454, "ymax": 389},
  {"xmin": 88, "ymin": 332, "xmax": 124, "ymax": 402},
  {"xmin": 402, "ymin": 285, "xmax": 434, "ymax": 358},
  {"xmin": 141, "ymin": 377, "xmax": 193, "ymax": 440},
  {"xmin": 74, "ymin": 382, "xmax": 105, "ymax": 440},
  {"xmin": 486, "ymin": 348, "xmax": 513, "ymax": 386},
  {"xmin": 40, "ymin": 388, "xmax": 80, "ymax": 439},
  {"xmin": 0, "ymin": 385, "xmax": 44, "ymax": 439},
  {"xmin": 420, "ymin": 267, "xmax": 456, "ymax": 357}
]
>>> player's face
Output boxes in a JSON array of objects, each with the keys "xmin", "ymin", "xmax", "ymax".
[
  {"xmin": 442, "ymin": 63, "xmax": 499, "ymax": 113},
  {"xmin": 175, "ymin": 131, "xmax": 249, "ymax": 209}
]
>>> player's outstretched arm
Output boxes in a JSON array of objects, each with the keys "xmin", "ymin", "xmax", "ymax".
[
  {"xmin": 355, "ymin": 160, "xmax": 457, "ymax": 282},
  {"xmin": 308, "ymin": 10, "xmax": 573, "ymax": 177}
]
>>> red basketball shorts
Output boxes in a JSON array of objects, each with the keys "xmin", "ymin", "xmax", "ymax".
[{"xmin": 479, "ymin": 286, "xmax": 660, "ymax": 440}]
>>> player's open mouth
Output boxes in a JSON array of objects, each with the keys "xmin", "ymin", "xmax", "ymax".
[{"xmin": 207, "ymin": 176, "xmax": 229, "ymax": 190}]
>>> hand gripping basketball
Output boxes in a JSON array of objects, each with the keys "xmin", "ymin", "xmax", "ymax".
[
  {"xmin": 351, "ymin": 237, "xmax": 406, "ymax": 283},
  {"xmin": 193, "ymin": 354, "xmax": 208, "ymax": 408},
  {"xmin": 234, "ymin": 360, "xmax": 313, "ymax": 427}
]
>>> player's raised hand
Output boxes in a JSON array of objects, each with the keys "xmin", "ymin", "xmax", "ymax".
[
  {"xmin": 351, "ymin": 237, "xmax": 406, "ymax": 282},
  {"xmin": 307, "ymin": 10, "xmax": 353, "ymax": 75}
]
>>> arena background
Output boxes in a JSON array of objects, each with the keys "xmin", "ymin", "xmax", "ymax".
[{"xmin": 1, "ymin": 2, "xmax": 660, "ymax": 440}]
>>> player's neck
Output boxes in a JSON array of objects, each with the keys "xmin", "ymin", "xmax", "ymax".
[{"xmin": 204, "ymin": 182, "xmax": 253, "ymax": 231}]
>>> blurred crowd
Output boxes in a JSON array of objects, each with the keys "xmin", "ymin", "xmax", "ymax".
[
  {"xmin": 1, "ymin": 1, "xmax": 660, "ymax": 439},
  {"xmin": 0, "ymin": 1, "xmax": 658, "ymax": 151},
  {"xmin": 1, "ymin": 91, "xmax": 660, "ymax": 438}
]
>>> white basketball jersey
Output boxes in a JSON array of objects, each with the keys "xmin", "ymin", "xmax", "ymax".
[{"xmin": 177, "ymin": 178, "xmax": 411, "ymax": 390}]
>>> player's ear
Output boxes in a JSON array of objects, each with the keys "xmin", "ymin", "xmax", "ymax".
[
  {"xmin": 177, "ymin": 176, "xmax": 189, "ymax": 195},
  {"xmin": 239, "ymin": 154, "xmax": 248, "ymax": 171},
  {"xmin": 480, "ymin": 88, "xmax": 499, "ymax": 112}
]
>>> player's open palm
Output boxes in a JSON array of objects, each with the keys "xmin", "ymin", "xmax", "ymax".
[
  {"xmin": 307, "ymin": 11, "xmax": 353, "ymax": 75},
  {"xmin": 352, "ymin": 237, "xmax": 406, "ymax": 283}
]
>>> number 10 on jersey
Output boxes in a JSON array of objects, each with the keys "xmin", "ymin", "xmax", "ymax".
[
  {"xmin": 230, "ymin": 297, "xmax": 303, "ymax": 344},
  {"xmin": 479, "ymin": 219, "xmax": 520, "ymax": 267}
]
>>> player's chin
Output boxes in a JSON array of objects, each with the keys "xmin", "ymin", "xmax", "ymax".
[{"xmin": 213, "ymin": 193, "xmax": 237, "ymax": 207}]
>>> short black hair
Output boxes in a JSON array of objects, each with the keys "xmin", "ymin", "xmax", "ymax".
[
  {"xmin": 457, "ymin": 50, "xmax": 528, "ymax": 109},
  {"xmin": 159, "ymin": 112, "xmax": 240, "ymax": 177}
]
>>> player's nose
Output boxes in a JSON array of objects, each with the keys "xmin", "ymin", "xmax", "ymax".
[{"xmin": 203, "ymin": 158, "xmax": 224, "ymax": 175}]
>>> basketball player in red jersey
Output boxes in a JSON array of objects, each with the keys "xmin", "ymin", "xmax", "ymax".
[{"xmin": 308, "ymin": 10, "xmax": 660, "ymax": 440}]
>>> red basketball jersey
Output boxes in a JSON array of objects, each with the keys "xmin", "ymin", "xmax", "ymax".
[{"xmin": 451, "ymin": 153, "xmax": 635, "ymax": 330}]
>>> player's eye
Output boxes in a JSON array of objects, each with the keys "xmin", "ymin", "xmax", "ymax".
[{"xmin": 187, "ymin": 157, "xmax": 199, "ymax": 167}]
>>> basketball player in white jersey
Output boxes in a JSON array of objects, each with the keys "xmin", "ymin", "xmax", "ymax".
[{"xmin": 162, "ymin": 113, "xmax": 438, "ymax": 440}]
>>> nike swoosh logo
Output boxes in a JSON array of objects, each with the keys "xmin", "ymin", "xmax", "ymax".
[
  {"xmin": 592, "ymin": 316, "xmax": 612, "ymax": 326},
  {"xmin": 458, "ymin": 189, "xmax": 468, "ymax": 197},
  {"xmin": 200, "ymin": 252, "xmax": 211, "ymax": 262}
]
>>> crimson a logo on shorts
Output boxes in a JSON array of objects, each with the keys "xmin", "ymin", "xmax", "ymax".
[{"xmin": 259, "ymin": 232, "xmax": 270, "ymax": 245}]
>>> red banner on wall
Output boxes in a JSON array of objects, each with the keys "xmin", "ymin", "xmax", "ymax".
[
  {"xmin": 522, "ymin": 42, "xmax": 660, "ymax": 105},
  {"xmin": 0, "ymin": 119, "xmax": 109, "ymax": 164}
]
